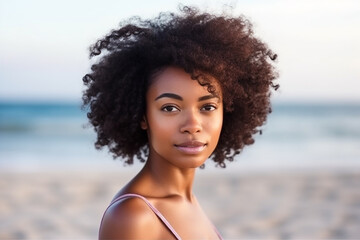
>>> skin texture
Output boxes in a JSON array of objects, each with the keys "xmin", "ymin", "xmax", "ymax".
[
  {"xmin": 143, "ymin": 67, "xmax": 223, "ymax": 170},
  {"xmin": 99, "ymin": 67, "xmax": 223, "ymax": 239}
]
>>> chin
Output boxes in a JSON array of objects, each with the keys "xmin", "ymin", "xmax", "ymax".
[{"xmin": 172, "ymin": 155, "xmax": 209, "ymax": 169}]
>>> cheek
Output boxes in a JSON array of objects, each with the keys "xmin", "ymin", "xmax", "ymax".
[
  {"xmin": 147, "ymin": 113, "xmax": 176, "ymax": 140},
  {"xmin": 213, "ymin": 120, "xmax": 223, "ymax": 140},
  {"xmin": 153, "ymin": 122, "xmax": 172, "ymax": 138},
  {"xmin": 205, "ymin": 113, "xmax": 223, "ymax": 141},
  {"xmin": 214, "ymin": 110, "xmax": 224, "ymax": 132}
]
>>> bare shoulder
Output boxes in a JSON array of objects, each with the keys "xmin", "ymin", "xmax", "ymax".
[{"xmin": 99, "ymin": 196, "xmax": 160, "ymax": 240}]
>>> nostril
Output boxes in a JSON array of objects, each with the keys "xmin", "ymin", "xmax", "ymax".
[{"xmin": 180, "ymin": 125, "xmax": 202, "ymax": 134}]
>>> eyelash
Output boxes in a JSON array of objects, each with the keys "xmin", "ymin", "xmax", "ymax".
[
  {"xmin": 201, "ymin": 104, "xmax": 217, "ymax": 111},
  {"xmin": 161, "ymin": 105, "xmax": 180, "ymax": 112},
  {"xmin": 161, "ymin": 104, "xmax": 217, "ymax": 112}
]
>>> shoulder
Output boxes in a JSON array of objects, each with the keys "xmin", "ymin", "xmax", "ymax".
[{"xmin": 99, "ymin": 196, "xmax": 160, "ymax": 240}]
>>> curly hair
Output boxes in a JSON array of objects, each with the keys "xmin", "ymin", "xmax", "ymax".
[{"xmin": 82, "ymin": 5, "xmax": 278, "ymax": 168}]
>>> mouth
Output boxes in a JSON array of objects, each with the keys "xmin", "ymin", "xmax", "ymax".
[{"xmin": 174, "ymin": 141, "xmax": 207, "ymax": 154}]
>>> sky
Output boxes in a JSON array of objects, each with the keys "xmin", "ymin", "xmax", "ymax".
[{"xmin": 0, "ymin": 0, "xmax": 359, "ymax": 103}]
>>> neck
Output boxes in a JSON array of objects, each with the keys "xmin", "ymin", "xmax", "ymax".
[{"xmin": 140, "ymin": 151, "xmax": 197, "ymax": 201}]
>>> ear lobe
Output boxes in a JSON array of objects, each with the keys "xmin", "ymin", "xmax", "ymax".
[{"xmin": 140, "ymin": 116, "xmax": 148, "ymax": 130}]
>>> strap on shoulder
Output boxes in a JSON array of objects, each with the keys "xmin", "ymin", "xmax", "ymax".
[{"xmin": 100, "ymin": 193, "xmax": 182, "ymax": 240}]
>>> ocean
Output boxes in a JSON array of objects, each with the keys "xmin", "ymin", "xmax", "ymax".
[{"xmin": 1, "ymin": 101, "xmax": 360, "ymax": 172}]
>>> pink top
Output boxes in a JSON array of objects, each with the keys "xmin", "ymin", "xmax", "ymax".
[{"xmin": 99, "ymin": 193, "xmax": 223, "ymax": 240}]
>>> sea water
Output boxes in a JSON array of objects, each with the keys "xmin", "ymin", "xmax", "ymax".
[{"xmin": 1, "ymin": 101, "xmax": 360, "ymax": 172}]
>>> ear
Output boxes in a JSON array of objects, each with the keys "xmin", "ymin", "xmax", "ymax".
[{"xmin": 140, "ymin": 115, "xmax": 148, "ymax": 130}]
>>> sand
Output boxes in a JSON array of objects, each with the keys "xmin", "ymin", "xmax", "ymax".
[{"xmin": 1, "ymin": 169, "xmax": 360, "ymax": 239}]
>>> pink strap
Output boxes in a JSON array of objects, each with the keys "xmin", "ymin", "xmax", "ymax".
[
  {"xmin": 100, "ymin": 193, "xmax": 223, "ymax": 240},
  {"xmin": 99, "ymin": 193, "xmax": 182, "ymax": 240}
]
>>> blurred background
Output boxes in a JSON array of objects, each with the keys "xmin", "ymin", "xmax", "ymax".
[{"xmin": 1, "ymin": 0, "xmax": 360, "ymax": 239}]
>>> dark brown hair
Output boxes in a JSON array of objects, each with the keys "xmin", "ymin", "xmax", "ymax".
[{"xmin": 82, "ymin": 6, "xmax": 278, "ymax": 167}]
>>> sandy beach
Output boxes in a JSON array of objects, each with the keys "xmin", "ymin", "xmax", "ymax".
[{"xmin": 1, "ymin": 169, "xmax": 360, "ymax": 240}]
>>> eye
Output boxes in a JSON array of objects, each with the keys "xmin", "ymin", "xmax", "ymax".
[
  {"xmin": 161, "ymin": 105, "xmax": 180, "ymax": 112},
  {"xmin": 201, "ymin": 104, "xmax": 217, "ymax": 111}
]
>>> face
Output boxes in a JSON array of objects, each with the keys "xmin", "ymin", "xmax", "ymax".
[{"xmin": 141, "ymin": 67, "xmax": 223, "ymax": 169}]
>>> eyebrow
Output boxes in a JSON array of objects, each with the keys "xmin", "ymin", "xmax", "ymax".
[
  {"xmin": 198, "ymin": 94, "xmax": 220, "ymax": 102},
  {"xmin": 155, "ymin": 93, "xmax": 219, "ymax": 101},
  {"xmin": 155, "ymin": 93, "xmax": 183, "ymax": 101}
]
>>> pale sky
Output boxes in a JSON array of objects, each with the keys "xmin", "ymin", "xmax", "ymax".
[{"xmin": 0, "ymin": 0, "xmax": 359, "ymax": 102}]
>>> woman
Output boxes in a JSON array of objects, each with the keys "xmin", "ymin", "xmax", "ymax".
[{"xmin": 83, "ymin": 5, "xmax": 278, "ymax": 239}]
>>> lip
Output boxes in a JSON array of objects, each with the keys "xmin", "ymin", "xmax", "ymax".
[{"xmin": 174, "ymin": 141, "xmax": 207, "ymax": 154}]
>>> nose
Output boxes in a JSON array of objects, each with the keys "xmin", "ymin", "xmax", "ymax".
[{"xmin": 180, "ymin": 109, "xmax": 202, "ymax": 134}]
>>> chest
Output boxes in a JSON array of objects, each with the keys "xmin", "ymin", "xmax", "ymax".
[{"xmin": 153, "ymin": 199, "xmax": 220, "ymax": 239}]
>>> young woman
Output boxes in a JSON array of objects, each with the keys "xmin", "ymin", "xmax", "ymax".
[{"xmin": 83, "ymin": 6, "xmax": 278, "ymax": 239}]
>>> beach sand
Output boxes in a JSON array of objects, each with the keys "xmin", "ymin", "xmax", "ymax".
[{"xmin": 1, "ymin": 169, "xmax": 360, "ymax": 239}]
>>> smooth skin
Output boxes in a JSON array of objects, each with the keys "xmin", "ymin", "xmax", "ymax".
[{"xmin": 99, "ymin": 67, "xmax": 223, "ymax": 239}]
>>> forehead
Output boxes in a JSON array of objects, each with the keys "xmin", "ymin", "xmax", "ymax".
[{"xmin": 147, "ymin": 67, "xmax": 221, "ymax": 97}]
